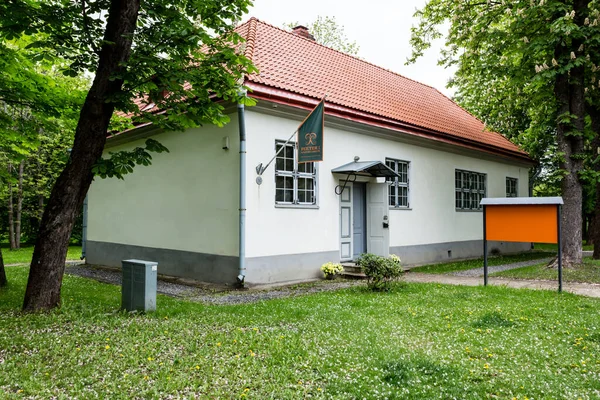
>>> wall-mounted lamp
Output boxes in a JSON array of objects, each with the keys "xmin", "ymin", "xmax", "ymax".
[{"xmin": 222, "ymin": 136, "xmax": 230, "ymax": 150}]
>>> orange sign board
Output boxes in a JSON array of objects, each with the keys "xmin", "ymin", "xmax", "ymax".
[{"xmin": 485, "ymin": 204, "xmax": 558, "ymax": 244}]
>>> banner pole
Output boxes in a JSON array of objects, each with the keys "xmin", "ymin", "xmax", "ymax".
[{"xmin": 256, "ymin": 129, "xmax": 298, "ymax": 176}]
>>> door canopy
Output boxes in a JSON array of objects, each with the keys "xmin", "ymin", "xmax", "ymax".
[{"xmin": 331, "ymin": 161, "xmax": 399, "ymax": 178}]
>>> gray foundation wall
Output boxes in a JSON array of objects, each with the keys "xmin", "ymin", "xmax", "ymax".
[
  {"xmin": 87, "ymin": 240, "xmax": 530, "ymax": 286},
  {"xmin": 86, "ymin": 241, "xmax": 239, "ymax": 284},
  {"xmin": 390, "ymin": 240, "xmax": 531, "ymax": 266},
  {"xmin": 245, "ymin": 250, "xmax": 339, "ymax": 286}
]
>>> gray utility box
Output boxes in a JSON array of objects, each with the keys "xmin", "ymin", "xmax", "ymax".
[{"xmin": 121, "ymin": 259, "xmax": 158, "ymax": 312}]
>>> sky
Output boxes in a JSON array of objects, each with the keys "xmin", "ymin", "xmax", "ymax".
[{"xmin": 245, "ymin": 0, "xmax": 455, "ymax": 97}]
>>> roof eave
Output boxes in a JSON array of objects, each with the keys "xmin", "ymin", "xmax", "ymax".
[{"xmin": 245, "ymin": 81, "xmax": 535, "ymax": 166}]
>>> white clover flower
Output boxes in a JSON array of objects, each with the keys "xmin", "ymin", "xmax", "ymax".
[
  {"xmin": 552, "ymin": 58, "xmax": 558, "ymax": 66},
  {"xmin": 585, "ymin": 17, "xmax": 590, "ymax": 25},
  {"xmin": 571, "ymin": 51, "xmax": 576, "ymax": 59},
  {"xmin": 578, "ymin": 44, "xmax": 584, "ymax": 52},
  {"xmin": 523, "ymin": 36, "xmax": 529, "ymax": 43}
]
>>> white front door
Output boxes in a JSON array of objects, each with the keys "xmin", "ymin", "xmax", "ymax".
[
  {"xmin": 339, "ymin": 183, "xmax": 353, "ymax": 261},
  {"xmin": 366, "ymin": 182, "xmax": 390, "ymax": 257}
]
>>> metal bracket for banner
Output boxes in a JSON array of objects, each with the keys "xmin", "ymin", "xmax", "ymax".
[
  {"xmin": 255, "ymin": 129, "xmax": 298, "ymax": 185},
  {"xmin": 335, "ymin": 173, "xmax": 357, "ymax": 196}
]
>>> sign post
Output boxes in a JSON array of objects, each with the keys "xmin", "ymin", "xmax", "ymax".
[{"xmin": 480, "ymin": 197, "xmax": 564, "ymax": 293}]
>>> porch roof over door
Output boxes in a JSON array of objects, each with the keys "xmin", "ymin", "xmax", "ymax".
[{"xmin": 331, "ymin": 161, "xmax": 399, "ymax": 178}]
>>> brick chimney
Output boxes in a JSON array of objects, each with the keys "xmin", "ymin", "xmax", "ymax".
[{"xmin": 292, "ymin": 25, "xmax": 315, "ymax": 41}]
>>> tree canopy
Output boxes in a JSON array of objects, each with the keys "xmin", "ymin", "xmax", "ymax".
[
  {"xmin": 411, "ymin": 0, "xmax": 600, "ymax": 265},
  {"xmin": 285, "ymin": 16, "xmax": 360, "ymax": 56},
  {"xmin": 0, "ymin": 0, "xmax": 256, "ymax": 310}
]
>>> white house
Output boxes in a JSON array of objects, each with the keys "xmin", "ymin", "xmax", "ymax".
[{"xmin": 86, "ymin": 19, "xmax": 533, "ymax": 286}]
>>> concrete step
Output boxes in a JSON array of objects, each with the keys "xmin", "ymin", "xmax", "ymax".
[
  {"xmin": 341, "ymin": 271, "xmax": 368, "ymax": 280},
  {"xmin": 341, "ymin": 262, "xmax": 362, "ymax": 274}
]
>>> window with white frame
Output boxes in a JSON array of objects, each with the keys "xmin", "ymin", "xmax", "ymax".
[
  {"xmin": 275, "ymin": 140, "xmax": 317, "ymax": 205},
  {"xmin": 386, "ymin": 158, "xmax": 410, "ymax": 208},
  {"xmin": 455, "ymin": 169, "xmax": 486, "ymax": 211},
  {"xmin": 506, "ymin": 177, "xmax": 518, "ymax": 197}
]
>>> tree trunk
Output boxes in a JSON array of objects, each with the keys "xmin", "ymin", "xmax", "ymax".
[
  {"xmin": 593, "ymin": 178, "xmax": 600, "ymax": 259},
  {"xmin": 590, "ymin": 108, "xmax": 600, "ymax": 258},
  {"xmin": 7, "ymin": 163, "xmax": 16, "ymax": 251},
  {"xmin": 583, "ymin": 213, "xmax": 590, "ymax": 244},
  {"xmin": 588, "ymin": 213, "xmax": 595, "ymax": 246},
  {"xmin": 15, "ymin": 159, "xmax": 24, "ymax": 249},
  {"xmin": 38, "ymin": 194, "xmax": 44, "ymax": 222},
  {"xmin": 0, "ymin": 246, "xmax": 7, "ymax": 288},
  {"xmin": 22, "ymin": 0, "xmax": 141, "ymax": 312},
  {"xmin": 554, "ymin": 34, "xmax": 586, "ymax": 266}
]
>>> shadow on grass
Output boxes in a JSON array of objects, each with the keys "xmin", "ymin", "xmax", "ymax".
[
  {"xmin": 471, "ymin": 311, "xmax": 515, "ymax": 329},
  {"xmin": 382, "ymin": 357, "xmax": 458, "ymax": 386}
]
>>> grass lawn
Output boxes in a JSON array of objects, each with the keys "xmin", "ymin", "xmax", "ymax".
[
  {"xmin": 1, "ymin": 267, "xmax": 599, "ymax": 398},
  {"xmin": 410, "ymin": 251, "xmax": 551, "ymax": 274},
  {"xmin": 1, "ymin": 244, "xmax": 82, "ymax": 265},
  {"xmin": 492, "ymin": 257, "xmax": 600, "ymax": 284}
]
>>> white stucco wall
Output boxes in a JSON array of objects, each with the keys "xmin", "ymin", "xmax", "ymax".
[
  {"xmin": 87, "ymin": 118, "xmax": 240, "ymax": 256},
  {"xmin": 244, "ymin": 108, "xmax": 530, "ymax": 259}
]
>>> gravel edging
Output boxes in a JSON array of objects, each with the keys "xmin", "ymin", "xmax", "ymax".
[
  {"xmin": 451, "ymin": 257, "xmax": 554, "ymax": 277},
  {"xmin": 66, "ymin": 264, "xmax": 362, "ymax": 305}
]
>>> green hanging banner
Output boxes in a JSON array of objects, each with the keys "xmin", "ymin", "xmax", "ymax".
[{"xmin": 297, "ymin": 98, "xmax": 325, "ymax": 163}]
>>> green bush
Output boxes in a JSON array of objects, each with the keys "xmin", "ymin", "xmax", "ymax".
[{"xmin": 357, "ymin": 253, "xmax": 403, "ymax": 291}]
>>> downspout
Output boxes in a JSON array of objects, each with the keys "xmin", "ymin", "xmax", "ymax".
[
  {"xmin": 81, "ymin": 194, "xmax": 88, "ymax": 260},
  {"xmin": 237, "ymin": 97, "xmax": 247, "ymax": 287}
]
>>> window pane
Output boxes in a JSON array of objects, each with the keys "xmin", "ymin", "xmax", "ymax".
[
  {"xmin": 276, "ymin": 176, "xmax": 285, "ymax": 189},
  {"xmin": 506, "ymin": 177, "xmax": 517, "ymax": 197},
  {"xmin": 276, "ymin": 189, "xmax": 285, "ymax": 202},
  {"xmin": 298, "ymin": 178, "xmax": 315, "ymax": 204},
  {"xmin": 285, "ymin": 159, "xmax": 293, "ymax": 172},
  {"xmin": 389, "ymin": 185, "xmax": 396, "ymax": 207},
  {"xmin": 285, "ymin": 145, "xmax": 293, "ymax": 158},
  {"xmin": 298, "ymin": 162, "xmax": 314, "ymax": 174},
  {"xmin": 298, "ymin": 190, "xmax": 307, "ymax": 203},
  {"xmin": 398, "ymin": 186, "xmax": 408, "ymax": 207}
]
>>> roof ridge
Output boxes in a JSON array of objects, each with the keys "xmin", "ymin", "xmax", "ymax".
[
  {"xmin": 245, "ymin": 17, "xmax": 444, "ymax": 94},
  {"xmin": 242, "ymin": 17, "xmax": 258, "ymax": 62}
]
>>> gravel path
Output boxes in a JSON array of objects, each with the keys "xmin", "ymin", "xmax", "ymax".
[
  {"xmin": 66, "ymin": 264, "xmax": 361, "ymax": 305},
  {"xmin": 451, "ymin": 257, "xmax": 554, "ymax": 277},
  {"xmin": 404, "ymin": 272, "xmax": 600, "ymax": 298}
]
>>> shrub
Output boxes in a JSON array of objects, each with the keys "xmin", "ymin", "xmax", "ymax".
[
  {"xmin": 321, "ymin": 262, "xmax": 344, "ymax": 279},
  {"xmin": 357, "ymin": 253, "xmax": 403, "ymax": 291}
]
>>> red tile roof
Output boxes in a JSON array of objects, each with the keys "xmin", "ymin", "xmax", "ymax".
[{"xmin": 237, "ymin": 18, "xmax": 530, "ymax": 162}]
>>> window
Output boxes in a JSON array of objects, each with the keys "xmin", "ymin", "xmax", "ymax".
[
  {"xmin": 506, "ymin": 177, "xmax": 518, "ymax": 197},
  {"xmin": 275, "ymin": 141, "xmax": 317, "ymax": 205},
  {"xmin": 386, "ymin": 158, "xmax": 410, "ymax": 208},
  {"xmin": 455, "ymin": 169, "xmax": 486, "ymax": 211}
]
